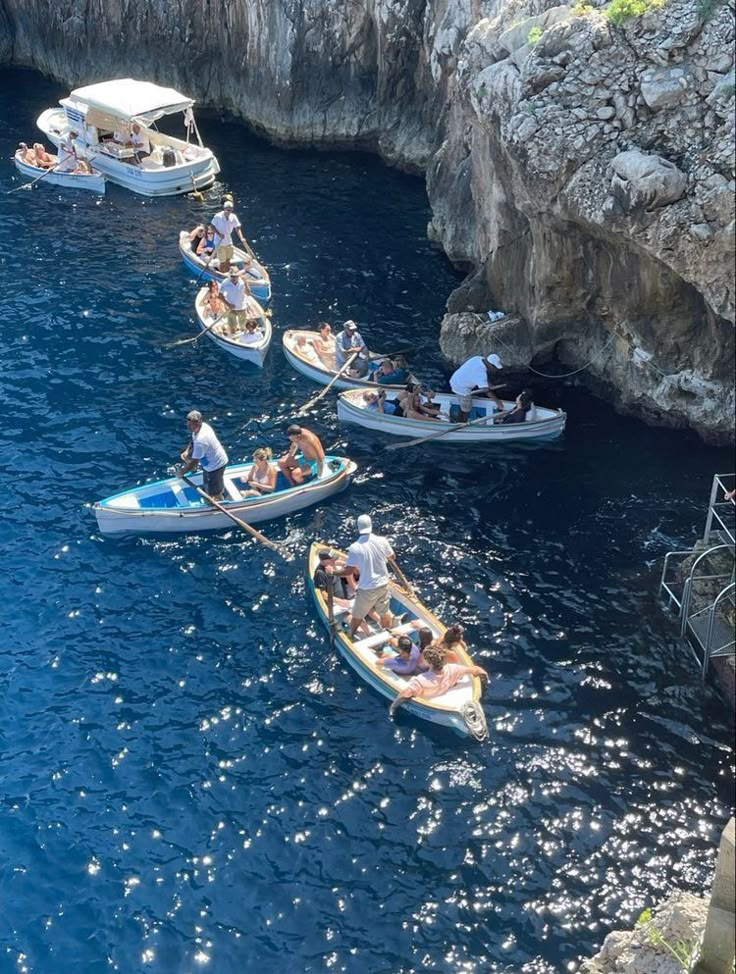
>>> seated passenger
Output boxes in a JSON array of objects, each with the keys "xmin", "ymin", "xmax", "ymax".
[
  {"xmin": 435, "ymin": 623, "xmax": 467, "ymax": 663},
  {"xmin": 401, "ymin": 383, "xmax": 440, "ymax": 422},
  {"xmin": 242, "ymin": 447, "xmax": 277, "ymax": 496},
  {"xmin": 198, "ymin": 226, "xmax": 217, "ymax": 258},
  {"xmin": 32, "ymin": 142, "xmax": 56, "ymax": 169},
  {"xmin": 130, "ymin": 122, "xmax": 151, "ymax": 161},
  {"xmin": 495, "ymin": 389, "xmax": 534, "ymax": 424},
  {"xmin": 420, "ymin": 388, "xmax": 442, "ymax": 416},
  {"xmin": 295, "ymin": 334, "xmax": 322, "ymax": 365},
  {"xmin": 18, "ymin": 142, "xmax": 38, "ymax": 165},
  {"xmin": 376, "ymin": 355, "xmax": 411, "ymax": 386},
  {"xmin": 203, "ymin": 280, "xmax": 225, "ymax": 318},
  {"xmin": 239, "ymin": 320, "xmax": 265, "ymax": 345},
  {"xmin": 389, "ymin": 645, "xmax": 488, "ymax": 716},
  {"xmin": 362, "ymin": 390, "xmax": 396, "ymax": 415},
  {"xmin": 376, "ymin": 635, "xmax": 424, "ymax": 676},
  {"xmin": 189, "ymin": 224, "xmax": 207, "ymax": 250},
  {"xmin": 369, "ymin": 358, "xmax": 395, "ymax": 383}
]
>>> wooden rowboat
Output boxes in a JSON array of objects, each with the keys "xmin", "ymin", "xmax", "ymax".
[
  {"xmin": 195, "ymin": 286, "xmax": 272, "ymax": 366},
  {"xmin": 95, "ymin": 456, "xmax": 357, "ymax": 536},
  {"xmin": 283, "ymin": 329, "xmax": 408, "ymax": 392},
  {"xmin": 179, "ymin": 231, "xmax": 272, "ymax": 302},
  {"xmin": 306, "ymin": 543, "xmax": 488, "ymax": 739},
  {"xmin": 13, "ymin": 151, "xmax": 106, "ymax": 193},
  {"xmin": 337, "ymin": 388, "xmax": 566, "ymax": 441}
]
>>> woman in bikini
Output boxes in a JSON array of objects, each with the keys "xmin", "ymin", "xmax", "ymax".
[{"xmin": 242, "ymin": 447, "xmax": 278, "ymax": 496}]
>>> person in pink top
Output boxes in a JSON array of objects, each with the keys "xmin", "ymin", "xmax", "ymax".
[{"xmin": 389, "ymin": 644, "xmax": 488, "ymax": 717}]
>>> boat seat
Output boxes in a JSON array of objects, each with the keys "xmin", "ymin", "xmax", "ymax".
[
  {"xmin": 224, "ymin": 477, "xmax": 242, "ymax": 501},
  {"xmin": 170, "ymin": 483, "xmax": 191, "ymax": 507},
  {"xmin": 353, "ymin": 621, "xmax": 415, "ymax": 652}
]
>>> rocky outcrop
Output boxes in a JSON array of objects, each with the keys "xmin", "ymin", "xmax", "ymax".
[
  {"xmin": 579, "ymin": 891, "xmax": 708, "ymax": 973},
  {"xmin": 0, "ymin": 0, "xmax": 733, "ymax": 439}
]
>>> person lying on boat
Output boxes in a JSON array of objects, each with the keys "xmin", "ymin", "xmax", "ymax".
[
  {"xmin": 388, "ymin": 645, "xmax": 488, "ymax": 716},
  {"xmin": 335, "ymin": 320, "xmax": 367, "ymax": 370},
  {"xmin": 370, "ymin": 356, "xmax": 411, "ymax": 386},
  {"xmin": 218, "ymin": 267, "xmax": 254, "ymax": 336},
  {"xmin": 295, "ymin": 334, "xmax": 323, "ymax": 366},
  {"xmin": 32, "ymin": 142, "xmax": 56, "ymax": 169},
  {"xmin": 362, "ymin": 390, "xmax": 397, "ymax": 415},
  {"xmin": 494, "ymin": 389, "xmax": 536, "ymax": 424},
  {"xmin": 177, "ymin": 410, "xmax": 229, "ymax": 502},
  {"xmin": 239, "ymin": 320, "xmax": 265, "ymax": 345},
  {"xmin": 17, "ymin": 142, "xmax": 39, "ymax": 165},
  {"xmin": 331, "ymin": 514, "xmax": 406, "ymax": 638},
  {"xmin": 449, "ymin": 353, "xmax": 505, "ymax": 422},
  {"xmin": 278, "ymin": 425, "xmax": 325, "ymax": 485},
  {"xmin": 242, "ymin": 447, "xmax": 277, "ymax": 496},
  {"xmin": 209, "ymin": 199, "xmax": 247, "ymax": 274}
]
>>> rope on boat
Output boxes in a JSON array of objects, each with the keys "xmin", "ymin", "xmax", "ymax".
[{"xmin": 463, "ymin": 701, "xmax": 488, "ymax": 741}]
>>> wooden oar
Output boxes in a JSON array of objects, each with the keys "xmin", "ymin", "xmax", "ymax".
[
  {"xmin": 297, "ymin": 350, "xmax": 359, "ymax": 413},
  {"xmin": 384, "ymin": 410, "xmax": 502, "ymax": 452},
  {"xmin": 9, "ymin": 161, "xmax": 60, "ymax": 193},
  {"xmin": 327, "ymin": 583, "xmax": 337, "ymax": 646},
  {"xmin": 166, "ymin": 307, "xmax": 228, "ymax": 348},
  {"xmin": 194, "ymin": 247, "xmax": 217, "ymax": 287},
  {"xmin": 368, "ymin": 345, "xmax": 416, "ymax": 360},
  {"xmin": 389, "ymin": 558, "xmax": 416, "ymax": 599},
  {"xmin": 181, "ymin": 474, "xmax": 283, "ymax": 554}
]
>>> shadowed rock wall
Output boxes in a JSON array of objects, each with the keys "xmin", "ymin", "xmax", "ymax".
[{"xmin": 1, "ymin": 0, "xmax": 733, "ymax": 440}]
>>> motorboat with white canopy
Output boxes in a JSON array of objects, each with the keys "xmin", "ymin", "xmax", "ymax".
[{"xmin": 37, "ymin": 78, "xmax": 220, "ymax": 196}]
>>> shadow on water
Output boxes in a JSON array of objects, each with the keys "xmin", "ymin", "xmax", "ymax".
[{"xmin": 0, "ymin": 67, "xmax": 733, "ymax": 974}]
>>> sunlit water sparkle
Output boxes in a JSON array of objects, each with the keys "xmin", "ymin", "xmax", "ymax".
[{"xmin": 0, "ymin": 68, "xmax": 733, "ymax": 974}]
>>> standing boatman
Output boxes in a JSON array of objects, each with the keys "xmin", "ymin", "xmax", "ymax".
[
  {"xmin": 209, "ymin": 199, "xmax": 248, "ymax": 274},
  {"xmin": 449, "ymin": 353, "xmax": 505, "ymax": 422},
  {"xmin": 177, "ymin": 410, "xmax": 229, "ymax": 501}
]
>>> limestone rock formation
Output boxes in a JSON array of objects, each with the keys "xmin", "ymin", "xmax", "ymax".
[
  {"xmin": 579, "ymin": 891, "xmax": 708, "ymax": 974},
  {"xmin": 0, "ymin": 0, "xmax": 733, "ymax": 439}
]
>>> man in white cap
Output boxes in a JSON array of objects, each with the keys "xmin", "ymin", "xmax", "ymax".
[
  {"xmin": 449, "ymin": 353, "xmax": 505, "ymax": 422},
  {"xmin": 218, "ymin": 267, "xmax": 254, "ymax": 336},
  {"xmin": 178, "ymin": 410, "xmax": 229, "ymax": 501},
  {"xmin": 334, "ymin": 515, "xmax": 401, "ymax": 637},
  {"xmin": 334, "ymin": 320, "xmax": 368, "ymax": 374},
  {"xmin": 209, "ymin": 199, "xmax": 248, "ymax": 273}
]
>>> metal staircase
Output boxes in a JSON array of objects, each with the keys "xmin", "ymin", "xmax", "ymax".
[{"xmin": 659, "ymin": 474, "xmax": 735, "ymax": 683}]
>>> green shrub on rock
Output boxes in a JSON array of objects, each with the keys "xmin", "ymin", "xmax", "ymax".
[{"xmin": 605, "ymin": 0, "xmax": 665, "ymax": 25}]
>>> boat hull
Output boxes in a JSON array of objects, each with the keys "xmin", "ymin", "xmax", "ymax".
[
  {"xmin": 195, "ymin": 287, "xmax": 272, "ymax": 365},
  {"xmin": 13, "ymin": 152, "xmax": 106, "ymax": 193},
  {"xmin": 337, "ymin": 388, "xmax": 567, "ymax": 441},
  {"xmin": 179, "ymin": 232, "xmax": 272, "ymax": 302},
  {"xmin": 283, "ymin": 330, "xmax": 405, "ymax": 392},
  {"xmin": 306, "ymin": 543, "xmax": 487, "ymax": 738},
  {"xmin": 95, "ymin": 458, "xmax": 357, "ymax": 536},
  {"xmin": 37, "ymin": 109, "xmax": 219, "ymax": 197}
]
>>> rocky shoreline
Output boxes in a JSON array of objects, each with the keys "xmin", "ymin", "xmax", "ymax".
[{"xmin": 1, "ymin": 0, "xmax": 733, "ymax": 440}]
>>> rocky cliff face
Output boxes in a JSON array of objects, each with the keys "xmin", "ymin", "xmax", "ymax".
[{"xmin": 1, "ymin": 0, "xmax": 733, "ymax": 439}]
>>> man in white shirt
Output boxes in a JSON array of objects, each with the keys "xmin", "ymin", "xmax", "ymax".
[
  {"xmin": 56, "ymin": 131, "xmax": 79, "ymax": 172},
  {"xmin": 130, "ymin": 123, "xmax": 151, "ymax": 162},
  {"xmin": 335, "ymin": 514, "xmax": 401, "ymax": 636},
  {"xmin": 209, "ymin": 200, "xmax": 247, "ymax": 273},
  {"xmin": 218, "ymin": 268, "xmax": 254, "ymax": 336},
  {"xmin": 178, "ymin": 410, "xmax": 229, "ymax": 501},
  {"xmin": 449, "ymin": 353, "xmax": 505, "ymax": 421}
]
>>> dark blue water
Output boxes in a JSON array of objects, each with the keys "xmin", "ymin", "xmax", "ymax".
[{"xmin": 0, "ymin": 67, "xmax": 733, "ymax": 974}]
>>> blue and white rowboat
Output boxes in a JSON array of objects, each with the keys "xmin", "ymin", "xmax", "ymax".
[
  {"xmin": 307, "ymin": 543, "xmax": 488, "ymax": 739},
  {"xmin": 95, "ymin": 456, "xmax": 358, "ymax": 536},
  {"xmin": 13, "ymin": 150, "xmax": 106, "ymax": 193},
  {"xmin": 337, "ymin": 388, "xmax": 567, "ymax": 441},
  {"xmin": 283, "ymin": 329, "xmax": 407, "ymax": 393},
  {"xmin": 195, "ymin": 286, "xmax": 272, "ymax": 366},
  {"xmin": 179, "ymin": 231, "xmax": 272, "ymax": 302}
]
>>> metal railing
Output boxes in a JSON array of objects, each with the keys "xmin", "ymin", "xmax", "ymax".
[{"xmin": 703, "ymin": 473, "xmax": 736, "ymax": 548}]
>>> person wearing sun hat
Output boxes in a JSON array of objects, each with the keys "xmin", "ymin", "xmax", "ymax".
[
  {"xmin": 334, "ymin": 319, "xmax": 368, "ymax": 373},
  {"xmin": 449, "ymin": 352, "xmax": 505, "ymax": 422}
]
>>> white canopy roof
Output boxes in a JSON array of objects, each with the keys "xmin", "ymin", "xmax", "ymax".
[{"xmin": 66, "ymin": 79, "xmax": 194, "ymax": 122}]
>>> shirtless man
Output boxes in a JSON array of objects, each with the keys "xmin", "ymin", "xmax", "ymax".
[{"xmin": 278, "ymin": 424, "xmax": 325, "ymax": 485}]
